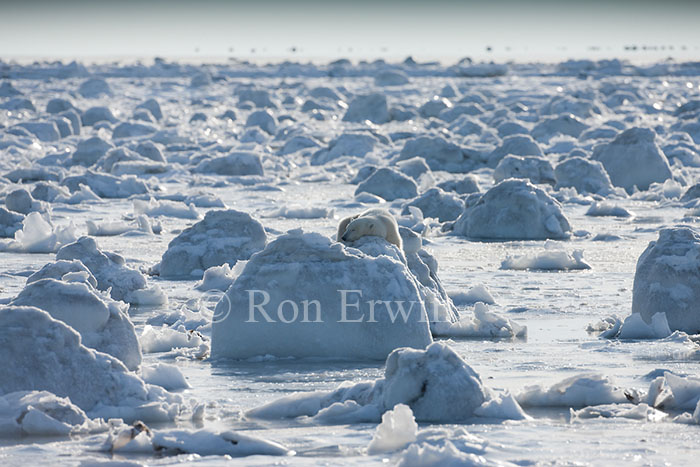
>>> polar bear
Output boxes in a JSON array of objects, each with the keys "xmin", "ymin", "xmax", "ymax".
[{"xmin": 337, "ymin": 208, "xmax": 403, "ymax": 250}]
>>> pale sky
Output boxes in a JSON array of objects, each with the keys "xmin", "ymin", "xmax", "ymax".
[{"xmin": 1, "ymin": 0, "xmax": 699, "ymax": 62}]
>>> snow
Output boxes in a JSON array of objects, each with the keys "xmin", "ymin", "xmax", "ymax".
[
  {"xmin": 157, "ymin": 209, "xmax": 267, "ymax": 278},
  {"xmin": 632, "ymin": 227, "xmax": 700, "ymax": 333},
  {"xmin": 140, "ymin": 363, "xmax": 190, "ymax": 390},
  {"xmin": 211, "ymin": 231, "xmax": 432, "ymax": 359},
  {"xmin": 453, "ymin": 179, "xmax": 571, "ymax": 240}
]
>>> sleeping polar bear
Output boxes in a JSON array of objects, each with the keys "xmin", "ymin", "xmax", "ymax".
[{"xmin": 337, "ymin": 208, "xmax": 403, "ymax": 250}]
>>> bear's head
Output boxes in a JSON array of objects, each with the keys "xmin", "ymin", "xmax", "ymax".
[{"xmin": 341, "ymin": 217, "xmax": 387, "ymax": 243}]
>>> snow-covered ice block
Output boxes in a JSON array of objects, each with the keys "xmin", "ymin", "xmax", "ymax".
[
  {"xmin": 355, "ymin": 167, "xmax": 418, "ymax": 201},
  {"xmin": 402, "ymin": 188, "xmax": 464, "ymax": 222},
  {"xmin": 398, "ymin": 136, "xmax": 472, "ymax": 173},
  {"xmin": 0, "ymin": 207, "xmax": 24, "ymax": 238},
  {"xmin": 4, "ymin": 212, "xmax": 77, "ymax": 254},
  {"xmin": 554, "ymin": 156, "xmax": 614, "ymax": 195},
  {"xmin": 585, "ymin": 201, "xmax": 632, "ymax": 217},
  {"xmin": 141, "ymin": 363, "xmax": 190, "ymax": 390},
  {"xmin": 78, "ymin": 77, "xmax": 111, "ymax": 98},
  {"xmin": 0, "ymin": 306, "xmax": 179, "ymax": 421},
  {"xmin": 62, "ymin": 170, "xmax": 151, "ymax": 198},
  {"xmin": 500, "ymin": 240, "xmax": 590, "ymax": 271},
  {"xmin": 368, "ymin": 404, "xmax": 417, "ymax": 454},
  {"xmin": 10, "ymin": 278, "xmax": 142, "ymax": 370},
  {"xmin": 0, "ymin": 390, "xmax": 105, "ymax": 438},
  {"xmin": 343, "ymin": 93, "xmax": 390, "ymax": 124},
  {"xmin": 193, "ymin": 152, "xmax": 264, "ymax": 176},
  {"xmin": 453, "ymin": 179, "xmax": 571, "ymax": 240},
  {"xmin": 493, "ymin": 155, "xmax": 555, "ymax": 185},
  {"xmin": 432, "ymin": 302, "xmax": 526, "ymax": 338},
  {"xmin": 488, "ymin": 134, "xmax": 543, "ymax": 167},
  {"xmin": 632, "ymin": 227, "xmax": 700, "ymax": 333},
  {"xmin": 158, "ymin": 209, "xmax": 266, "ymax": 279},
  {"xmin": 211, "ymin": 230, "xmax": 432, "ymax": 360},
  {"xmin": 375, "ymin": 69, "xmax": 410, "ymax": 86},
  {"xmin": 247, "ymin": 342, "xmax": 524, "ymax": 423},
  {"xmin": 593, "ymin": 127, "xmax": 672, "ymax": 193},
  {"xmin": 57, "ymin": 236, "xmax": 166, "ymax": 305},
  {"xmin": 517, "ymin": 374, "xmax": 628, "ymax": 408}
]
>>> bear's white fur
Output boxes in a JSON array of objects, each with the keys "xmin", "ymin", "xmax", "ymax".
[{"xmin": 337, "ymin": 208, "xmax": 403, "ymax": 250}]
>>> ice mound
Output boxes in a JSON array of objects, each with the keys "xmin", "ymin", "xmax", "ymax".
[
  {"xmin": 26, "ymin": 259, "xmax": 96, "ymax": 286},
  {"xmin": 517, "ymin": 374, "xmax": 628, "ymax": 408},
  {"xmin": 211, "ymin": 230, "xmax": 432, "ymax": 360},
  {"xmin": 343, "ymin": 93, "xmax": 390, "ymax": 124},
  {"xmin": 453, "ymin": 179, "xmax": 571, "ymax": 240},
  {"xmin": 135, "ymin": 98, "xmax": 163, "ymax": 121},
  {"xmin": 449, "ymin": 285, "xmax": 496, "ymax": 306},
  {"xmin": 402, "ymin": 188, "xmax": 464, "ymax": 222},
  {"xmin": 531, "ymin": 114, "xmax": 588, "ymax": 142},
  {"xmin": 398, "ymin": 136, "xmax": 473, "ymax": 172},
  {"xmin": 134, "ymin": 198, "xmax": 199, "ymax": 220},
  {"xmin": 0, "ymin": 81, "xmax": 22, "ymax": 97},
  {"xmin": 501, "ymin": 241, "xmax": 590, "ymax": 271},
  {"xmin": 554, "ymin": 156, "xmax": 614, "ymax": 194},
  {"xmin": 571, "ymin": 403, "xmax": 667, "ymax": 422},
  {"xmin": 310, "ymin": 132, "xmax": 378, "ymax": 165},
  {"xmin": 195, "ymin": 264, "xmax": 236, "ymax": 291},
  {"xmin": 593, "ymin": 127, "xmax": 672, "ymax": 193},
  {"xmin": 62, "ymin": 170, "xmax": 150, "ymax": 198},
  {"xmin": 247, "ymin": 342, "xmax": 516, "ymax": 422},
  {"xmin": 140, "ymin": 363, "xmax": 189, "ymax": 390},
  {"xmin": 433, "ymin": 302, "xmax": 526, "ymax": 338},
  {"xmin": 368, "ymin": 404, "xmax": 417, "ymax": 454},
  {"xmin": 493, "ymin": 155, "xmax": 555, "ymax": 185},
  {"xmin": 112, "ymin": 122, "xmax": 157, "ymax": 140},
  {"xmin": 57, "ymin": 236, "xmax": 166, "ymax": 305},
  {"xmin": 0, "ymin": 207, "xmax": 24, "ymax": 238},
  {"xmin": 437, "ymin": 174, "xmax": 480, "ymax": 194},
  {"xmin": 157, "ymin": 209, "xmax": 266, "ymax": 279},
  {"xmin": 355, "ymin": 167, "xmax": 418, "ymax": 201},
  {"xmin": 70, "ymin": 136, "xmax": 115, "ymax": 166},
  {"xmin": 193, "ymin": 152, "xmax": 264, "ymax": 176},
  {"xmin": 586, "ymin": 201, "xmax": 632, "ymax": 217},
  {"xmin": 78, "ymin": 77, "xmax": 111, "ymax": 98},
  {"xmin": 237, "ymin": 87, "xmax": 277, "ymax": 108},
  {"xmin": 375, "ymin": 69, "xmax": 410, "ymax": 86},
  {"xmin": 104, "ymin": 425, "xmax": 291, "ymax": 457},
  {"xmin": 0, "ymin": 306, "xmax": 180, "ymax": 421},
  {"xmin": 140, "ymin": 324, "xmax": 208, "ymax": 356},
  {"xmin": 245, "ymin": 109, "xmax": 277, "ymax": 134},
  {"xmin": 488, "ymin": 134, "xmax": 543, "ymax": 167},
  {"xmin": 4, "ymin": 212, "xmax": 77, "ymax": 254},
  {"xmin": 14, "ymin": 122, "xmax": 61, "ymax": 142},
  {"xmin": 5, "ymin": 188, "xmax": 45, "ymax": 215},
  {"xmin": 0, "ymin": 390, "xmax": 104, "ymax": 437},
  {"xmin": 632, "ymin": 227, "xmax": 700, "ymax": 333},
  {"xmin": 81, "ymin": 106, "xmax": 117, "ymax": 126},
  {"xmin": 11, "ymin": 277, "xmax": 141, "ymax": 370},
  {"xmin": 647, "ymin": 372, "xmax": 700, "ymax": 412}
]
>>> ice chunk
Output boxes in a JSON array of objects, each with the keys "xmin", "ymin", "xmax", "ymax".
[
  {"xmin": 78, "ymin": 77, "xmax": 111, "ymax": 98},
  {"xmin": 433, "ymin": 302, "xmax": 526, "ymax": 338},
  {"xmin": 501, "ymin": 241, "xmax": 591, "ymax": 271},
  {"xmin": 632, "ymin": 227, "xmax": 700, "ymax": 333},
  {"xmin": 402, "ymin": 188, "xmax": 464, "ymax": 222},
  {"xmin": 593, "ymin": 127, "xmax": 672, "ymax": 193},
  {"xmin": 368, "ymin": 404, "xmax": 418, "ymax": 454},
  {"xmin": 343, "ymin": 93, "xmax": 390, "ymax": 124},
  {"xmin": 158, "ymin": 209, "xmax": 266, "ymax": 278},
  {"xmin": 488, "ymin": 134, "xmax": 543, "ymax": 167},
  {"xmin": 517, "ymin": 374, "xmax": 628, "ymax": 408},
  {"xmin": 0, "ymin": 306, "xmax": 179, "ymax": 421},
  {"xmin": 10, "ymin": 278, "xmax": 142, "ymax": 370},
  {"xmin": 57, "ymin": 236, "xmax": 165, "ymax": 305},
  {"xmin": 212, "ymin": 231, "xmax": 432, "ymax": 360},
  {"xmin": 586, "ymin": 201, "xmax": 632, "ymax": 217},
  {"xmin": 375, "ymin": 69, "xmax": 410, "ymax": 86},
  {"xmin": 493, "ymin": 155, "xmax": 555, "ymax": 185},
  {"xmin": 141, "ymin": 363, "xmax": 190, "ymax": 390},
  {"xmin": 4, "ymin": 212, "xmax": 77, "ymax": 254},
  {"xmin": 248, "ymin": 342, "xmax": 520, "ymax": 423},
  {"xmin": 449, "ymin": 285, "xmax": 496, "ymax": 306},
  {"xmin": 193, "ymin": 152, "xmax": 264, "ymax": 176},
  {"xmin": 453, "ymin": 179, "xmax": 571, "ymax": 240},
  {"xmin": 355, "ymin": 167, "xmax": 418, "ymax": 201}
]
